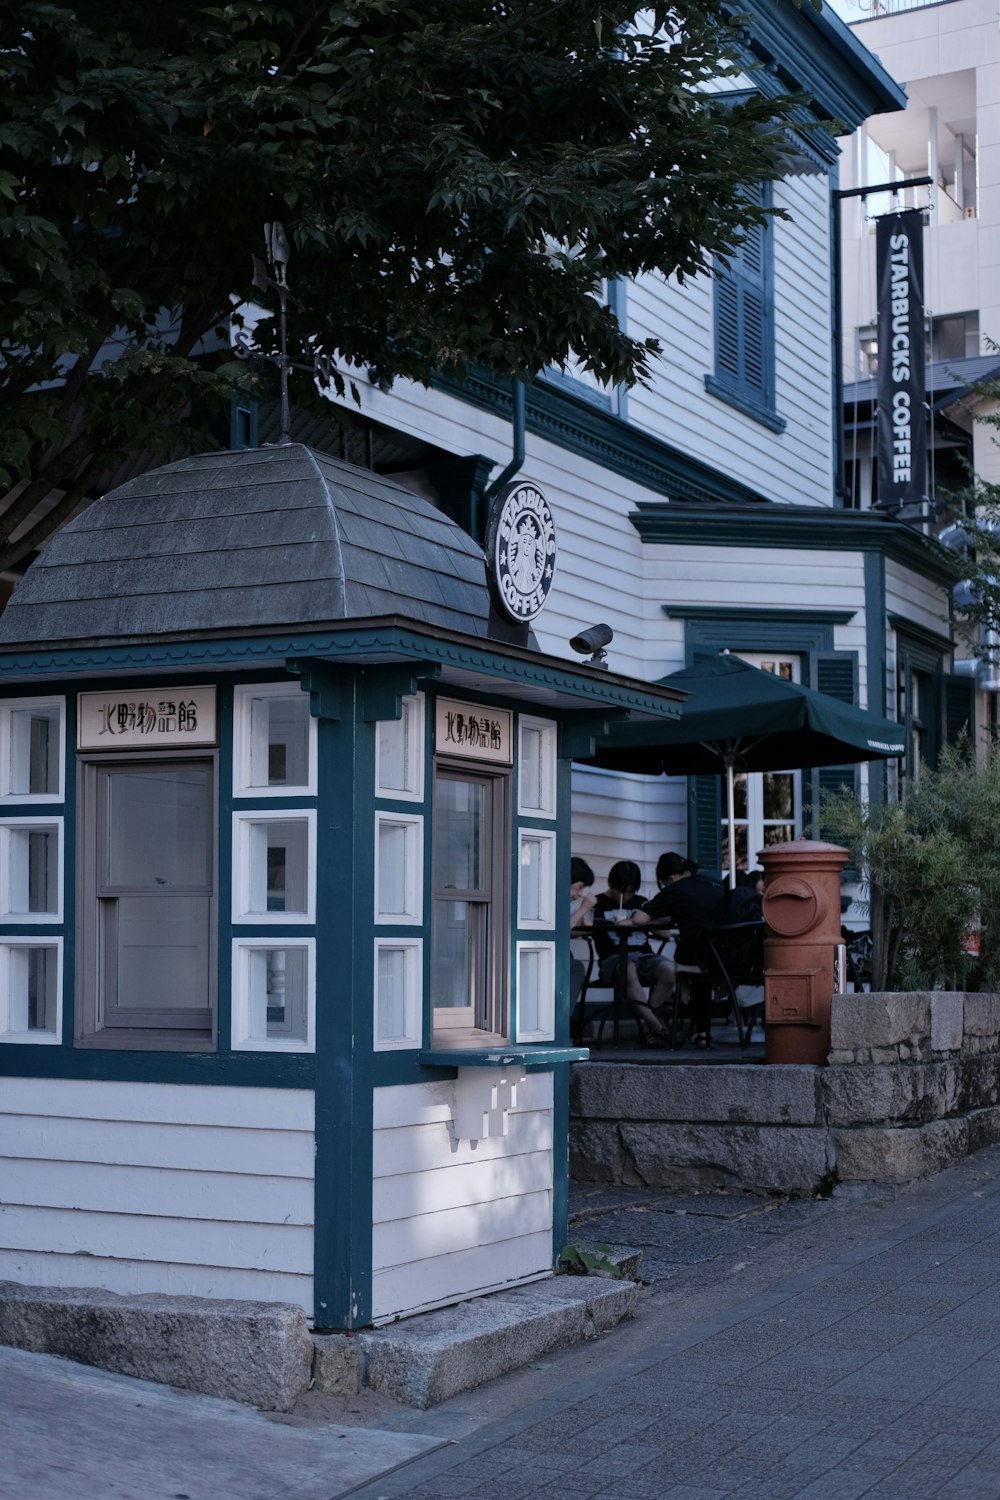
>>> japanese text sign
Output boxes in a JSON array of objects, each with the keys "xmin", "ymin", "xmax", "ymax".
[
  {"xmin": 434, "ymin": 698, "xmax": 513, "ymax": 765},
  {"xmin": 78, "ymin": 686, "xmax": 217, "ymax": 750}
]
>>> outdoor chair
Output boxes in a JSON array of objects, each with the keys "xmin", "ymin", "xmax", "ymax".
[
  {"xmin": 703, "ymin": 920, "xmax": 766, "ymax": 1049},
  {"xmin": 570, "ymin": 934, "xmax": 624, "ymax": 1046}
]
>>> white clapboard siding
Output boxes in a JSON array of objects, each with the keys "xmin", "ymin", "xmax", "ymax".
[
  {"xmin": 0, "ymin": 1078, "xmax": 315, "ymax": 1313},
  {"xmin": 371, "ymin": 1233, "xmax": 554, "ymax": 1325},
  {"xmin": 371, "ymin": 1074, "xmax": 554, "ymax": 1324},
  {"xmin": 0, "ymin": 1204, "xmax": 313, "ymax": 1271},
  {"xmin": 885, "ymin": 560, "xmax": 953, "ymax": 639},
  {"xmin": 0, "ymin": 1249, "xmax": 308, "ymax": 1306}
]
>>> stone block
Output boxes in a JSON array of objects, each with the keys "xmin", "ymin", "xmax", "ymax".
[
  {"xmin": 614, "ymin": 1122, "xmax": 832, "ymax": 1194},
  {"xmin": 829, "ymin": 992, "xmax": 930, "ymax": 1056},
  {"xmin": 569, "ymin": 1120, "xmax": 635, "ymax": 1184},
  {"xmin": 570, "ymin": 1061, "xmax": 822, "ymax": 1125},
  {"xmin": 964, "ymin": 993, "xmax": 1000, "ymax": 1042},
  {"xmin": 930, "ymin": 992, "xmax": 964, "ymax": 1053},
  {"xmin": 312, "ymin": 1332, "xmax": 360, "ymax": 1395},
  {"xmin": 358, "ymin": 1277, "xmax": 637, "ymax": 1408},
  {"xmin": 832, "ymin": 1118, "xmax": 970, "ymax": 1183},
  {"xmin": 0, "ymin": 1284, "xmax": 313, "ymax": 1411},
  {"xmin": 822, "ymin": 1060, "xmax": 967, "ymax": 1127}
]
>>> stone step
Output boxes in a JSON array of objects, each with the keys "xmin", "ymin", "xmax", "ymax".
[{"xmin": 344, "ymin": 1274, "xmax": 638, "ymax": 1409}]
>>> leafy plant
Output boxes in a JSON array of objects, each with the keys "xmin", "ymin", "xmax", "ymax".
[
  {"xmin": 1, "ymin": 0, "xmax": 812, "ymax": 566},
  {"xmin": 559, "ymin": 1242, "xmax": 623, "ymax": 1279},
  {"xmin": 823, "ymin": 740, "xmax": 1000, "ymax": 992}
]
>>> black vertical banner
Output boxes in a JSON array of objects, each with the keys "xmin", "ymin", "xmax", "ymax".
[{"xmin": 876, "ymin": 209, "xmax": 926, "ymax": 513}]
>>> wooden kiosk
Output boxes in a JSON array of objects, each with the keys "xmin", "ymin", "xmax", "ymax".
[{"xmin": 0, "ymin": 444, "xmax": 682, "ymax": 1329}]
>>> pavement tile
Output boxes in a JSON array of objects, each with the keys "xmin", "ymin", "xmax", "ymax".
[{"xmin": 786, "ymin": 1474, "xmax": 875, "ymax": 1500}]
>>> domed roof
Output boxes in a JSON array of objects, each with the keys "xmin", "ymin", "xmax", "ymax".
[{"xmin": 0, "ymin": 445, "xmax": 490, "ymax": 647}]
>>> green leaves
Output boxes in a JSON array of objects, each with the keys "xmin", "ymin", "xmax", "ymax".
[{"xmin": 1, "ymin": 0, "xmax": 808, "ymax": 567}]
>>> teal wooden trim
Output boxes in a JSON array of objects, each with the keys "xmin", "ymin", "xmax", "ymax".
[
  {"xmin": 682, "ymin": 615, "xmax": 839, "ymax": 656},
  {"xmin": 215, "ymin": 679, "xmax": 235, "ymax": 1053},
  {"xmin": 0, "ymin": 624, "xmax": 687, "ymax": 721},
  {"xmin": 551, "ymin": 1063, "xmax": 570, "ymax": 1268},
  {"xmin": 361, "ymin": 664, "xmax": 438, "ymax": 723},
  {"xmin": 418, "ymin": 1046, "xmax": 588, "ymax": 1067},
  {"xmin": 312, "ymin": 690, "xmax": 374, "ymax": 1330},
  {"xmin": 728, "ymin": 0, "xmax": 906, "ymax": 126},
  {"xmin": 372, "ymin": 1053, "xmax": 458, "ymax": 1087},
  {"xmin": 555, "ymin": 749, "xmax": 573, "ymax": 1044},
  {"xmin": 432, "ymin": 371, "xmax": 774, "ymax": 508},
  {"xmin": 559, "ymin": 709, "xmax": 641, "ymax": 760},
  {"xmin": 0, "ymin": 1045, "xmax": 315, "ymax": 1085},
  {"xmin": 287, "ymin": 659, "xmax": 346, "ymax": 721},
  {"xmin": 886, "ymin": 614, "xmax": 956, "ymax": 660},
  {"xmin": 864, "ymin": 550, "xmax": 887, "ymax": 805},
  {"xmin": 669, "ymin": 606, "xmax": 855, "ymax": 629},
  {"xmin": 632, "ymin": 504, "xmax": 961, "ymax": 585}
]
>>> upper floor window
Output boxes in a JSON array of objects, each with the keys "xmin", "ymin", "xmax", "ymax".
[{"xmin": 705, "ymin": 183, "xmax": 784, "ymax": 433}]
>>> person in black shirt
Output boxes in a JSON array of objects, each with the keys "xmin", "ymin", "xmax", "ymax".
[
  {"xmin": 629, "ymin": 851, "xmax": 727, "ymax": 1046},
  {"xmin": 592, "ymin": 860, "xmax": 675, "ymax": 1044}
]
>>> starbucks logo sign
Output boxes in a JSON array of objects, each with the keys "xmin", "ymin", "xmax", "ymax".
[{"xmin": 485, "ymin": 480, "xmax": 557, "ymax": 624}]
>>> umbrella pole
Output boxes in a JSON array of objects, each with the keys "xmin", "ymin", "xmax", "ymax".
[{"xmin": 726, "ymin": 759, "xmax": 737, "ymax": 891}]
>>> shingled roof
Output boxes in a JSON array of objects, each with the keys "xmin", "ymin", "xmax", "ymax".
[{"xmin": 0, "ymin": 445, "xmax": 491, "ymax": 647}]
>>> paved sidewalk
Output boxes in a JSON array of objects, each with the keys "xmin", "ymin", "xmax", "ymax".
[{"xmin": 343, "ymin": 1144, "xmax": 1000, "ymax": 1499}]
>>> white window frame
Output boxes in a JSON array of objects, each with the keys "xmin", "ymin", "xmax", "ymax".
[
  {"xmin": 232, "ymin": 682, "xmax": 317, "ymax": 797},
  {"xmin": 375, "ymin": 693, "xmax": 425, "ymax": 802},
  {"xmin": 517, "ymin": 827, "xmax": 557, "ymax": 930},
  {"xmin": 517, "ymin": 715, "xmax": 557, "ymax": 820},
  {"xmin": 0, "ymin": 816, "xmax": 63, "ymax": 923},
  {"xmin": 231, "ymin": 809, "xmax": 317, "ymax": 924},
  {"xmin": 0, "ymin": 936, "xmax": 63, "ymax": 1043},
  {"xmin": 374, "ymin": 811, "xmax": 423, "ymax": 925},
  {"xmin": 373, "ymin": 937, "xmax": 423, "ymax": 1051},
  {"xmin": 727, "ymin": 653, "xmax": 803, "ymax": 874},
  {"xmin": 514, "ymin": 941, "xmax": 555, "ymax": 1042},
  {"xmin": 231, "ymin": 936, "xmax": 315, "ymax": 1052},
  {"xmin": 0, "ymin": 696, "xmax": 65, "ymax": 803}
]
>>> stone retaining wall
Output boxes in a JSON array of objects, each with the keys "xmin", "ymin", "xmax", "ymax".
[{"xmin": 570, "ymin": 991, "xmax": 1000, "ymax": 1194}]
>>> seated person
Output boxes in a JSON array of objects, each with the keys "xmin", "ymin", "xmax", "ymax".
[
  {"xmin": 629, "ymin": 851, "xmax": 727, "ymax": 1047},
  {"xmin": 569, "ymin": 856, "xmax": 597, "ymax": 1011},
  {"xmin": 725, "ymin": 869, "xmax": 764, "ymax": 925},
  {"xmin": 592, "ymin": 860, "xmax": 675, "ymax": 1043}
]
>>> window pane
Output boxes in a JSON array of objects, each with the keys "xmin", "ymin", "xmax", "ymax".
[
  {"xmin": 4, "ymin": 826, "xmax": 59, "ymax": 915},
  {"xmin": 433, "ymin": 778, "xmax": 486, "ymax": 892},
  {"xmin": 109, "ymin": 894, "xmax": 211, "ymax": 1010},
  {"xmin": 518, "ymin": 948, "xmax": 541, "ymax": 1034},
  {"xmin": 377, "ymin": 821, "xmax": 409, "ymax": 915},
  {"xmin": 9, "ymin": 708, "xmax": 60, "ymax": 796},
  {"xmin": 248, "ymin": 819, "xmax": 308, "ymax": 914},
  {"xmin": 7, "ymin": 946, "xmax": 57, "ymax": 1032},
  {"xmin": 247, "ymin": 946, "xmax": 308, "ymax": 1040},
  {"xmin": 519, "ymin": 726, "xmax": 543, "ymax": 809},
  {"xmin": 378, "ymin": 699, "xmax": 414, "ymax": 793},
  {"xmin": 106, "ymin": 768, "xmax": 211, "ymax": 887},
  {"xmin": 762, "ymin": 773, "xmax": 794, "ymax": 820},
  {"xmin": 377, "ymin": 945, "xmax": 407, "ymax": 1039},
  {"xmin": 431, "ymin": 899, "xmax": 485, "ymax": 1010},
  {"xmin": 249, "ymin": 694, "xmax": 310, "ymax": 788}
]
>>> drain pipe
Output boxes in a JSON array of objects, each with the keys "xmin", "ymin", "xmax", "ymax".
[{"xmin": 477, "ymin": 379, "xmax": 526, "ymax": 543}]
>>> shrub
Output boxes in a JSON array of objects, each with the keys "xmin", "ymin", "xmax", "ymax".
[{"xmin": 823, "ymin": 740, "xmax": 1000, "ymax": 992}]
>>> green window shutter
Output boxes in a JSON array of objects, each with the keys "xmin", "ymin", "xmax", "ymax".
[
  {"xmin": 690, "ymin": 775, "xmax": 722, "ymax": 877},
  {"xmin": 712, "ymin": 186, "xmax": 772, "ymax": 407},
  {"xmin": 807, "ymin": 651, "xmax": 859, "ymax": 844},
  {"xmin": 942, "ymin": 673, "xmax": 975, "ymax": 750}
]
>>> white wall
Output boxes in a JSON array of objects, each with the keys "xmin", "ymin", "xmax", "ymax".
[
  {"xmin": 371, "ymin": 1073, "xmax": 554, "ymax": 1324},
  {"xmin": 0, "ymin": 1078, "xmax": 315, "ymax": 1311}
]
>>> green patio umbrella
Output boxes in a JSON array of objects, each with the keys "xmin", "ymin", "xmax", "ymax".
[{"xmin": 580, "ymin": 653, "xmax": 906, "ymax": 887}]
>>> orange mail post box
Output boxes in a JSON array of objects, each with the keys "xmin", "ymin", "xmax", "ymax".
[{"xmin": 759, "ymin": 840, "xmax": 849, "ymax": 1066}]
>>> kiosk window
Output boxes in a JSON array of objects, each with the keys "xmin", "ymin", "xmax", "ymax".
[
  {"xmin": 78, "ymin": 758, "xmax": 215, "ymax": 1044},
  {"xmin": 431, "ymin": 767, "xmax": 506, "ymax": 1035}
]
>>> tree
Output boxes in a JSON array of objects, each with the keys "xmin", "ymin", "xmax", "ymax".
[{"xmin": 1, "ymin": 0, "xmax": 806, "ymax": 570}]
